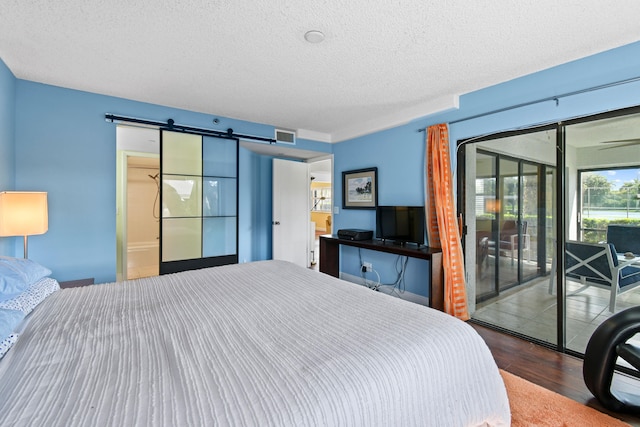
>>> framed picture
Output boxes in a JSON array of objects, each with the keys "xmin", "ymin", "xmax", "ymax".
[{"xmin": 342, "ymin": 167, "xmax": 378, "ymax": 209}]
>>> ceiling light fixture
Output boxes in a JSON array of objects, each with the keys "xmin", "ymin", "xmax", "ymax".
[{"xmin": 304, "ymin": 30, "xmax": 325, "ymax": 44}]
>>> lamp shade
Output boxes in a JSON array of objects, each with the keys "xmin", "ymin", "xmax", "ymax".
[{"xmin": 0, "ymin": 192, "xmax": 48, "ymax": 236}]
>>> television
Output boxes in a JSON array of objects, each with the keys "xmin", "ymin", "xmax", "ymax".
[{"xmin": 376, "ymin": 206, "xmax": 425, "ymax": 246}]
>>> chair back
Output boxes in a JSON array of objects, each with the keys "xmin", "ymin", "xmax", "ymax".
[
  {"xmin": 607, "ymin": 225, "xmax": 640, "ymax": 255},
  {"xmin": 565, "ymin": 241, "xmax": 616, "ymax": 286},
  {"xmin": 499, "ymin": 220, "xmax": 517, "ymax": 240}
]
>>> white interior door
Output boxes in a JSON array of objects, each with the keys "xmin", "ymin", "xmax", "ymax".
[{"xmin": 273, "ymin": 159, "xmax": 310, "ymax": 267}]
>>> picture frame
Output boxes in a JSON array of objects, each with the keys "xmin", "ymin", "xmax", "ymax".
[{"xmin": 342, "ymin": 167, "xmax": 378, "ymax": 209}]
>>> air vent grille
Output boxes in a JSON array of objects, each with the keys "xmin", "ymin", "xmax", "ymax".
[{"xmin": 275, "ymin": 129, "xmax": 296, "ymax": 144}]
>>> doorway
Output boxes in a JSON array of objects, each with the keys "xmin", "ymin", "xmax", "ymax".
[
  {"xmin": 459, "ymin": 126, "xmax": 557, "ymax": 344},
  {"xmin": 115, "ymin": 125, "xmax": 160, "ymax": 281},
  {"xmin": 126, "ymin": 156, "xmax": 160, "ymax": 279},
  {"xmin": 310, "ymin": 158, "xmax": 333, "ymax": 269},
  {"xmin": 270, "ymin": 156, "xmax": 333, "ymax": 269},
  {"xmin": 460, "ymin": 105, "xmax": 640, "ymax": 356}
]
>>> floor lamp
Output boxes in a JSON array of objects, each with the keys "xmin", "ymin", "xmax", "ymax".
[{"xmin": 0, "ymin": 191, "xmax": 48, "ymax": 258}]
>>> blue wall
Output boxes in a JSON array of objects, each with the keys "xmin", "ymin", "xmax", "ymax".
[
  {"xmin": 238, "ymin": 147, "xmax": 274, "ymax": 262},
  {"xmin": 0, "ymin": 59, "xmax": 16, "ymax": 255},
  {"xmin": 4, "ymin": 40, "xmax": 640, "ymax": 289},
  {"xmin": 9, "ymin": 80, "xmax": 330, "ymax": 283},
  {"xmin": 333, "ymin": 41, "xmax": 640, "ymax": 298}
]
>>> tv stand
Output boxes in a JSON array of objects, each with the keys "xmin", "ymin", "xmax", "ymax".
[{"xmin": 319, "ymin": 235, "xmax": 444, "ymax": 311}]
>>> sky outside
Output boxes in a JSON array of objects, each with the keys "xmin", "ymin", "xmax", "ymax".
[{"xmin": 591, "ymin": 168, "xmax": 640, "ymax": 190}]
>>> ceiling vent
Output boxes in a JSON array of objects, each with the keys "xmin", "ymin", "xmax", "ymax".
[{"xmin": 275, "ymin": 129, "xmax": 296, "ymax": 145}]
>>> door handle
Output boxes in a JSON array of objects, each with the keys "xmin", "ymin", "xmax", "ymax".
[{"xmin": 273, "ymin": 221, "xmax": 280, "ymax": 225}]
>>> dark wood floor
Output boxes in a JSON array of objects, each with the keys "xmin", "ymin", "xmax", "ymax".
[{"xmin": 471, "ymin": 322, "xmax": 640, "ymax": 425}]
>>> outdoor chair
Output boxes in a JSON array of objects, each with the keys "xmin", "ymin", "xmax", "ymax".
[
  {"xmin": 564, "ymin": 240, "xmax": 640, "ymax": 312},
  {"xmin": 607, "ymin": 224, "xmax": 640, "ymax": 255},
  {"xmin": 487, "ymin": 220, "xmax": 530, "ymax": 265}
]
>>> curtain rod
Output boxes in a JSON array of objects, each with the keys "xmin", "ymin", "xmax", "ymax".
[
  {"xmin": 417, "ymin": 75, "xmax": 640, "ymax": 131},
  {"xmin": 105, "ymin": 113, "xmax": 277, "ymax": 144}
]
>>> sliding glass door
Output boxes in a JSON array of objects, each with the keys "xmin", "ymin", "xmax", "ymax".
[
  {"xmin": 461, "ymin": 105, "xmax": 640, "ymax": 358},
  {"xmin": 472, "ymin": 151, "xmax": 547, "ymax": 300},
  {"xmin": 474, "ymin": 152, "xmax": 497, "ymax": 299},
  {"xmin": 496, "ymin": 157, "xmax": 528, "ymax": 293},
  {"xmin": 563, "ymin": 109, "xmax": 640, "ymax": 355},
  {"xmin": 460, "ymin": 126, "xmax": 557, "ymax": 345}
]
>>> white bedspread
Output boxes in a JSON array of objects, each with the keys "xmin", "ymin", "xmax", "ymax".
[{"xmin": 0, "ymin": 260, "xmax": 510, "ymax": 426}]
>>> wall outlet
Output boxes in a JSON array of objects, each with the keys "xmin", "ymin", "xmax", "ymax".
[{"xmin": 363, "ymin": 262, "xmax": 372, "ymax": 272}]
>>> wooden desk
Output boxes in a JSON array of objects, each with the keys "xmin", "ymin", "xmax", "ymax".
[{"xmin": 319, "ymin": 235, "xmax": 444, "ymax": 311}]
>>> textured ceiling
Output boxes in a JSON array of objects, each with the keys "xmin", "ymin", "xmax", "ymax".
[{"xmin": 2, "ymin": 1, "xmax": 640, "ymax": 142}]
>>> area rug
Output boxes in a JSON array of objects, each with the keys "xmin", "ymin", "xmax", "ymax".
[{"xmin": 501, "ymin": 370, "xmax": 631, "ymax": 427}]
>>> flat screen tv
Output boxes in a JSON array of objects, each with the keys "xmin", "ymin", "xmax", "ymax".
[{"xmin": 376, "ymin": 206, "xmax": 425, "ymax": 246}]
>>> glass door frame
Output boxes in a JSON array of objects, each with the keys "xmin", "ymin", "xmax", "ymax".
[
  {"xmin": 496, "ymin": 154, "xmax": 542, "ymax": 293},
  {"xmin": 457, "ymin": 122, "xmax": 566, "ymax": 350},
  {"xmin": 459, "ymin": 104, "xmax": 640, "ymax": 355},
  {"xmin": 471, "ymin": 150, "xmax": 544, "ymax": 301}
]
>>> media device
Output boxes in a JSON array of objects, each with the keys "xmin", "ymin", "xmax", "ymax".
[
  {"xmin": 337, "ymin": 229, "xmax": 373, "ymax": 241},
  {"xmin": 376, "ymin": 206, "xmax": 425, "ymax": 246}
]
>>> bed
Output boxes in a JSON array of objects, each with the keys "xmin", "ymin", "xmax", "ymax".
[{"xmin": 0, "ymin": 259, "xmax": 510, "ymax": 426}]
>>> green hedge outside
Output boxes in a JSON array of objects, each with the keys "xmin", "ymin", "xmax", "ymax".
[{"xmin": 582, "ymin": 218, "xmax": 640, "ymax": 243}]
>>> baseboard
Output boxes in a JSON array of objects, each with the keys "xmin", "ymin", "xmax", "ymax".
[{"xmin": 339, "ymin": 272, "xmax": 430, "ymax": 307}]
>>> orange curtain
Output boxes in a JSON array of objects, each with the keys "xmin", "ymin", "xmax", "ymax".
[{"xmin": 426, "ymin": 123, "xmax": 469, "ymax": 320}]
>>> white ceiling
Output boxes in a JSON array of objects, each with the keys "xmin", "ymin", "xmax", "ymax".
[{"xmin": 2, "ymin": 1, "xmax": 640, "ymax": 143}]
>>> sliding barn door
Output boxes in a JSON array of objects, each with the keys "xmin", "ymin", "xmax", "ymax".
[{"xmin": 160, "ymin": 130, "xmax": 238, "ymax": 274}]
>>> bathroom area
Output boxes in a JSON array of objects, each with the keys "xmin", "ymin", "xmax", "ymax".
[
  {"xmin": 116, "ymin": 125, "xmax": 161, "ymax": 281},
  {"xmin": 126, "ymin": 156, "xmax": 160, "ymax": 279}
]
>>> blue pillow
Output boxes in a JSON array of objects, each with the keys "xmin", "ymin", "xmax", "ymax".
[
  {"xmin": 0, "ymin": 308, "xmax": 24, "ymax": 341},
  {"xmin": 0, "ymin": 263, "xmax": 30, "ymax": 301},
  {"xmin": 0, "ymin": 257, "xmax": 52, "ymax": 302}
]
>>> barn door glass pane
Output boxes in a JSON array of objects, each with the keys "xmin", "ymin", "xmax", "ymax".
[
  {"xmin": 160, "ymin": 131, "xmax": 238, "ymax": 273},
  {"xmin": 202, "ymin": 135, "xmax": 237, "ymax": 258},
  {"xmin": 162, "ymin": 132, "xmax": 202, "ymax": 263}
]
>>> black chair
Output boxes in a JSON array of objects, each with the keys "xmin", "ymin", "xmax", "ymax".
[{"xmin": 583, "ymin": 306, "xmax": 640, "ymax": 413}]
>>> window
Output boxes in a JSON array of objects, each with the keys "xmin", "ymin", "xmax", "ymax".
[
  {"xmin": 579, "ymin": 167, "xmax": 640, "ymax": 242},
  {"xmin": 311, "ymin": 187, "xmax": 332, "ymax": 212}
]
